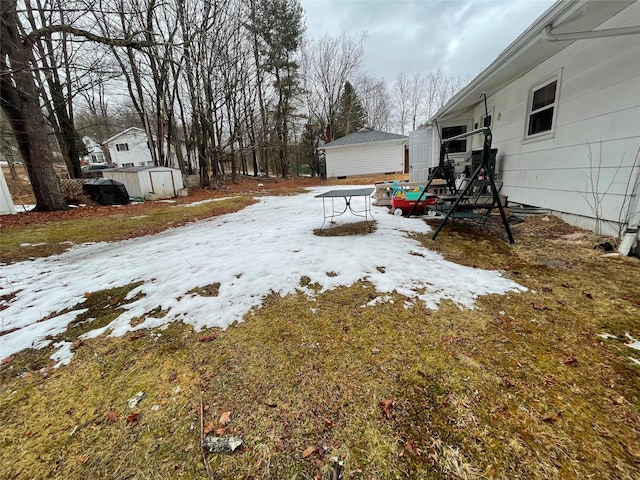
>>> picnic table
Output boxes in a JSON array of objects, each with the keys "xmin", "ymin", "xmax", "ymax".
[{"xmin": 315, "ymin": 187, "xmax": 375, "ymax": 231}]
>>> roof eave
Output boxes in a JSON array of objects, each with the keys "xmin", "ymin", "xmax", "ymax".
[{"xmin": 430, "ymin": 0, "xmax": 585, "ymax": 123}]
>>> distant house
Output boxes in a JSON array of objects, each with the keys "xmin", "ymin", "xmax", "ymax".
[
  {"xmin": 103, "ymin": 127, "xmax": 157, "ymax": 168},
  {"xmin": 80, "ymin": 136, "xmax": 106, "ymax": 165},
  {"xmin": 321, "ymin": 128, "xmax": 408, "ymax": 178},
  {"xmin": 411, "ymin": 0, "xmax": 640, "ymax": 249}
]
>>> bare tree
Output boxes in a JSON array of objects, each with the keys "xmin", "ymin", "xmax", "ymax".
[
  {"xmin": 302, "ymin": 32, "xmax": 365, "ymax": 143},
  {"xmin": 391, "ymin": 72, "xmax": 410, "ymax": 134},
  {"xmin": 358, "ymin": 76, "xmax": 390, "ymax": 132},
  {"xmin": 1, "ymin": 0, "xmax": 151, "ymax": 210},
  {"xmin": 409, "ymin": 73, "xmax": 426, "ymax": 132}
]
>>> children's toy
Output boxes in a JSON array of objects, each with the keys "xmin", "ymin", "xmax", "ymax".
[{"xmin": 389, "ymin": 181, "xmax": 437, "ymax": 216}]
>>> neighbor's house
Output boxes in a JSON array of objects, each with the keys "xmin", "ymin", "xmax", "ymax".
[
  {"xmin": 411, "ymin": 0, "xmax": 640, "ymax": 247},
  {"xmin": 104, "ymin": 127, "xmax": 184, "ymax": 169},
  {"xmin": 322, "ymin": 128, "xmax": 408, "ymax": 178},
  {"xmin": 80, "ymin": 136, "xmax": 106, "ymax": 165}
]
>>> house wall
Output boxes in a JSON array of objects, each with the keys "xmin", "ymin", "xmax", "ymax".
[
  {"xmin": 107, "ymin": 129, "xmax": 154, "ymax": 168},
  {"xmin": 472, "ymin": 2, "xmax": 640, "ymax": 236},
  {"xmin": 325, "ymin": 141, "xmax": 406, "ymax": 178}
]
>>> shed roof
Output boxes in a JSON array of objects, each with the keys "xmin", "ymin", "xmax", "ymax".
[
  {"xmin": 107, "ymin": 166, "xmax": 180, "ymax": 173},
  {"xmin": 323, "ymin": 128, "xmax": 408, "ymax": 148}
]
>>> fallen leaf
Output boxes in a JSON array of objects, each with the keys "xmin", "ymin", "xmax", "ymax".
[
  {"xmin": 405, "ymin": 440, "xmax": 414, "ymax": 453},
  {"xmin": 129, "ymin": 332, "xmax": 145, "ymax": 341},
  {"xmin": 214, "ymin": 427, "xmax": 227, "ymax": 436},
  {"xmin": 70, "ymin": 339, "xmax": 83, "ymax": 351},
  {"xmin": 302, "ymin": 445, "xmax": 319, "ymax": 458},
  {"xmin": 1, "ymin": 355, "xmax": 15, "ymax": 365},
  {"xmin": 563, "ymin": 356, "xmax": 578, "ymax": 366},
  {"xmin": 83, "ymin": 292, "xmax": 91, "ymax": 298},
  {"xmin": 532, "ymin": 303, "xmax": 550, "ymax": 311},
  {"xmin": 106, "ymin": 410, "xmax": 118, "ymax": 423},
  {"xmin": 219, "ymin": 411, "xmax": 232, "ymax": 426},
  {"xmin": 203, "ymin": 421, "xmax": 215, "ymax": 435},
  {"xmin": 380, "ymin": 398, "xmax": 396, "ymax": 419},
  {"xmin": 75, "ymin": 454, "xmax": 89, "ymax": 465},
  {"xmin": 126, "ymin": 412, "xmax": 141, "ymax": 427},
  {"xmin": 541, "ymin": 413, "xmax": 558, "ymax": 423},
  {"xmin": 199, "ymin": 333, "xmax": 217, "ymax": 342}
]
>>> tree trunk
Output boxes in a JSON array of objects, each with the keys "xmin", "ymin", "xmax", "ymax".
[{"xmin": 0, "ymin": 3, "xmax": 67, "ymax": 211}]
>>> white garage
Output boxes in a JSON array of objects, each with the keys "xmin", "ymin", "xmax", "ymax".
[
  {"xmin": 322, "ymin": 128, "xmax": 408, "ymax": 179},
  {"xmin": 103, "ymin": 166, "xmax": 184, "ymax": 199}
]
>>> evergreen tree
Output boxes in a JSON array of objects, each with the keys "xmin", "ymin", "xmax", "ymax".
[
  {"xmin": 251, "ymin": 0, "xmax": 305, "ymax": 177},
  {"xmin": 334, "ymin": 81, "xmax": 366, "ymax": 139}
]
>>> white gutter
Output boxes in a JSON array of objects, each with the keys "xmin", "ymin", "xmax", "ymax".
[{"xmin": 543, "ymin": 24, "xmax": 640, "ymax": 41}]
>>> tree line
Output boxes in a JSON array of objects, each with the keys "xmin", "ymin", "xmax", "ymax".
[{"xmin": 1, "ymin": 0, "xmax": 468, "ymax": 211}]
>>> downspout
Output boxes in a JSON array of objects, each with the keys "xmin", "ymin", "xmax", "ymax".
[
  {"xmin": 543, "ymin": 25, "xmax": 640, "ymax": 42},
  {"xmin": 619, "ymin": 163, "xmax": 640, "ymax": 256}
]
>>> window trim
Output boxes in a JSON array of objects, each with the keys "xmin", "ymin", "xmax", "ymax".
[
  {"xmin": 441, "ymin": 124, "xmax": 469, "ymax": 154},
  {"xmin": 116, "ymin": 143, "xmax": 129, "ymax": 152},
  {"xmin": 523, "ymin": 70, "xmax": 562, "ymax": 143}
]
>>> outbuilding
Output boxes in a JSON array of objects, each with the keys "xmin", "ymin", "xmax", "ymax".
[
  {"xmin": 102, "ymin": 166, "xmax": 184, "ymax": 199},
  {"xmin": 322, "ymin": 128, "xmax": 408, "ymax": 179}
]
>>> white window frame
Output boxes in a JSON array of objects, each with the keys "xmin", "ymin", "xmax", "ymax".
[{"xmin": 524, "ymin": 70, "xmax": 562, "ymax": 142}]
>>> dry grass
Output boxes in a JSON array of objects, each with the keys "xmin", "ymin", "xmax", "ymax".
[{"xmin": 1, "ymin": 179, "xmax": 639, "ymax": 479}]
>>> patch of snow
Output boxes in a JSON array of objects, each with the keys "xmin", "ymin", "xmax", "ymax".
[
  {"xmin": 0, "ymin": 187, "xmax": 526, "ymax": 362},
  {"xmin": 597, "ymin": 333, "xmax": 617, "ymax": 340},
  {"xmin": 174, "ymin": 197, "xmax": 236, "ymax": 207},
  {"xmin": 628, "ymin": 357, "xmax": 640, "ymax": 366},
  {"xmin": 624, "ymin": 333, "xmax": 640, "ymax": 350},
  {"xmin": 50, "ymin": 341, "xmax": 73, "ymax": 368}
]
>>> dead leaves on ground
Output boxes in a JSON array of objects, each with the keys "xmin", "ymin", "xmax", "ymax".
[
  {"xmin": 380, "ymin": 398, "xmax": 396, "ymax": 420},
  {"xmin": 126, "ymin": 412, "xmax": 142, "ymax": 427},
  {"xmin": 203, "ymin": 411, "xmax": 232, "ymax": 436}
]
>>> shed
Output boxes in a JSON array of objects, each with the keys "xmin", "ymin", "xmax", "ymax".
[
  {"xmin": 322, "ymin": 128, "xmax": 408, "ymax": 178},
  {"xmin": 1, "ymin": 168, "xmax": 16, "ymax": 215},
  {"xmin": 102, "ymin": 166, "xmax": 184, "ymax": 199}
]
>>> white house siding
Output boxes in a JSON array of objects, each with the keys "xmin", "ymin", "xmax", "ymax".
[
  {"xmin": 325, "ymin": 141, "xmax": 405, "ymax": 178},
  {"xmin": 472, "ymin": 3, "xmax": 640, "ymax": 236},
  {"xmin": 106, "ymin": 129, "xmax": 154, "ymax": 168}
]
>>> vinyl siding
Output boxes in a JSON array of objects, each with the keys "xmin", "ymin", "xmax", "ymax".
[
  {"xmin": 471, "ymin": 1, "xmax": 640, "ymax": 235},
  {"xmin": 325, "ymin": 141, "xmax": 406, "ymax": 178}
]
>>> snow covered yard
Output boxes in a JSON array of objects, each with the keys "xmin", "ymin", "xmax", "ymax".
[
  {"xmin": 1, "ymin": 183, "xmax": 638, "ymax": 480},
  {"xmin": 1, "ymin": 186, "xmax": 524, "ymax": 363}
]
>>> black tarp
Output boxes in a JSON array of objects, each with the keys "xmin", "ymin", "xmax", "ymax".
[{"xmin": 83, "ymin": 179, "xmax": 130, "ymax": 205}]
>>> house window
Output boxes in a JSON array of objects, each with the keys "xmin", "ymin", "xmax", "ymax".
[
  {"xmin": 122, "ymin": 162, "xmax": 134, "ymax": 167},
  {"xmin": 442, "ymin": 125, "xmax": 467, "ymax": 153},
  {"xmin": 116, "ymin": 143, "xmax": 129, "ymax": 152},
  {"xmin": 527, "ymin": 79, "xmax": 558, "ymax": 137}
]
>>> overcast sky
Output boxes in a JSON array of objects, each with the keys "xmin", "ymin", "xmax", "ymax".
[{"xmin": 301, "ymin": 0, "xmax": 557, "ymax": 83}]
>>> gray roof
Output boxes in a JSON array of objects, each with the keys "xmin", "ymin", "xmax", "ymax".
[
  {"xmin": 323, "ymin": 128, "xmax": 408, "ymax": 148},
  {"xmin": 106, "ymin": 166, "xmax": 180, "ymax": 173}
]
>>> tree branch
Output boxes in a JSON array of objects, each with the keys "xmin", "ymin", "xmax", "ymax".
[{"xmin": 24, "ymin": 25, "xmax": 153, "ymax": 49}]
